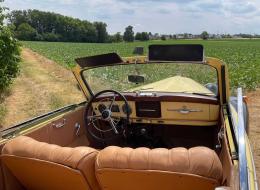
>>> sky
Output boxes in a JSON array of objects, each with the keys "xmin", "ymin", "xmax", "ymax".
[{"xmin": 3, "ymin": 0, "xmax": 260, "ymax": 34}]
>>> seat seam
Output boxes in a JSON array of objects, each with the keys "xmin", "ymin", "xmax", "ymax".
[
  {"xmin": 76, "ymin": 151, "xmax": 99, "ymax": 190},
  {"xmin": 188, "ymin": 149, "xmax": 191, "ymax": 173},
  {"xmin": 148, "ymin": 149, "xmax": 150, "ymax": 170},
  {"xmin": 76, "ymin": 150, "xmax": 98, "ymax": 169},
  {"xmin": 113, "ymin": 148, "xmax": 119, "ymax": 168},
  {"xmin": 168, "ymin": 149, "xmax": 171, "ymax": 170},
  {"xmin": 96, "ymin": 167, "xmax": 219, "ymax": 183},
  {"xmin": 209, "ymin": 150, "xmax": 218, "ymax": 180}
]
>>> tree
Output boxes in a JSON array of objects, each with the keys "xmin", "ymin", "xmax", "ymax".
[
  {"xmin": 123, "ymin": 25, "xmax": 134, "ymax": 42},
  {"xmin": 201, "ymin": 31, "xmax": 209, "ymax": 40},
  {"xmin": 94, "ymin": 22, "xmax": 108, "ymax": 43},
  {"xmin": 7, "ymin": 10, "xmax": 28, "ymax": 29},
  {"xmin": 0, "ymin": 0, "xmax": 21, "ymax": 91},
  {"xmin": 135, "ymin": 32, "xmax": 142, "ymax": 41},
  {"xmin": 42, "ymin": 32, "xmax": 61, "ymax": 42},
  {"xmin": 16, "ymin": 23, "xmax": 36, "ymax": 40},
  {"xmin": 161, "ymin": 35, "xmax": 166, "ymax": 41},
  {"xmin": 7, "ymin": 9, "xmax": 99, "ymax": 43},
  {"xmin": 141, "ymin": 32, "xmax": 149, "ymax": 41},
  {"xmin": 135, "ymin": 32, "xmax": 149, "ymax": 41},
  {"xmin": 109, "ymin": 32, "xmax": 123, "ymax": 43},
  {"xmin": 0, "ymin": 0, "xmax": 5, "ymax": 25},
  {"xmin": 114, "ymin": 32, "xmax": 123, "ymax": 42}
]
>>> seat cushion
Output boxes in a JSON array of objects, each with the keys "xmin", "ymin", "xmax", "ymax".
[
  {"xmin": 96, "ymin": 146, "xmax": 223, "ymax": 190},
  {"xmin": 1, "ymin": 136, "xmax": 100, "ymax": 190}
]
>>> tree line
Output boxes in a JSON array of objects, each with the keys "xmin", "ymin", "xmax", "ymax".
[
  {"xmin": 8, "ymin": 10, "xmax": 108, "ymax": 42},
  {"xmin": 8, "ymin": 9, "xmax": 258, "ymax": 43},
  {"xmin": 7, "ymin": 10, "xmax": 151, "ymax": 43}
]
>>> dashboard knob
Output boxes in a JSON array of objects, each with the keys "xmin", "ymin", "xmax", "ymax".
[
  {"xmin": 140, "ymin": 128, "xmax": 146, "ymax": 135},
  {"xmin": 122, "ymin": 104, "xmax": 132, "ymax": 115}
]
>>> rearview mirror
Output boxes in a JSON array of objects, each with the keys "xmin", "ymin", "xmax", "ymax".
[
  {"xmin": 128, "ymin": 75, "xmax": 145, "ymax": 84},
  {"xmin": 133, "ymin": 47, "xmax": 144, "ymax": 55}
]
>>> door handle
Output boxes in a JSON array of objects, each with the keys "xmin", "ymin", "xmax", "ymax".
[{"xmin": 52, "ymin": 119, "xmax": 66, "ymax": 128}]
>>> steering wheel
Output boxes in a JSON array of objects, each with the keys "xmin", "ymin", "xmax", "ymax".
[{"xmin": 84, "ymin": 90, "xmax": 130, "ymax": 142}]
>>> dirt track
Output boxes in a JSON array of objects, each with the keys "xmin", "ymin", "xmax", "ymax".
[
  {"xmin": 0, "ymin": 48, "xmax": 84, "ymax": 127},
  {"xmin": 247, "ymin": 89, "xmax": 260, "ymax": 182},
  {"xmin": 0, "ymin": 48, "xmax": 260, "ymax": 181}
]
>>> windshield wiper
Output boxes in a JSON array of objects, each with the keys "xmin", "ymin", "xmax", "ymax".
[
  {"xmin": 188, "ymin": 92, "xmax": 215, "ymax": 97},
  {"xmin": 167, "ymin": 91, "xmax": 215, "ymax": 97},
  {"xmin": 131, "ymin": 87, "xmax": 154, "ymax": 93}
]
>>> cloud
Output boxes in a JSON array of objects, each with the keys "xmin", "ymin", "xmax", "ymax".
[
  {"xmin": 2, "ymin": 0, "xmax": 260, "ymax": 34},
  {"xmin": 223, "ymin": 2, "xmax": 257, "ymax": 14},
  {"xmin": 157, "ymin": 8, "xmax": 172, "ymax": 14},
  {"xmin": 116, "ymin": 0, "xmax": 195, "ymax": 3}
]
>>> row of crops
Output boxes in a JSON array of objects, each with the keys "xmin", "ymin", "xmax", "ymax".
[{"xmin": 23, "ymin": 39, "xmax": 260, "ymax": 90}]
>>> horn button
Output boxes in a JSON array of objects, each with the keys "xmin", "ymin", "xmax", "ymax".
[{"xmin": 101, "ymin": 109, "xmax": 112, "ymax": 120}]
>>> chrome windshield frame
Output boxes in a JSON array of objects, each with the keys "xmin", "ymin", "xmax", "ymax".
[{"xmin": 237, "ymin": 88, "xmax": 249, "ymax": 190}]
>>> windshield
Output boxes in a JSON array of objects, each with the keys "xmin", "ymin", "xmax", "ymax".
[{"xmin": 82, "ymin": 63, "xmax": 218, "ymax": 97}]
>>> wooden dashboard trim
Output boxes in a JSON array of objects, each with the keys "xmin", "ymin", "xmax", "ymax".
[{"xmin": 92, "ymin": 92, "xmax": 220, "ymax": 126}]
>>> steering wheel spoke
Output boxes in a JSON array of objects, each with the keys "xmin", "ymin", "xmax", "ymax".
[
  {"xmin": 109, "ymin": 119, "xmax": 119, "ymax": 134},
  {"xmin": 109, "ymin": 93, "xmax": 116, "ymax": 110}
]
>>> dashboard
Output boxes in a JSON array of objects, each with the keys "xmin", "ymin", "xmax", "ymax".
[{"xmin": 92, "ymin": 92, "xmax": 220, "ymax": 126}]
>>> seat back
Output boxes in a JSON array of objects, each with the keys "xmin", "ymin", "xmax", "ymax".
[
  {"xmin": 96, "ymin": 146, "xmax": 223, "ymax": 190},
  {"xmin": 1, "ymin": 136, "xmax": 100, "ymax": 190}
]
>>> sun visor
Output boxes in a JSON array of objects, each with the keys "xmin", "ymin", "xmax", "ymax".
[
  {"xmin": 148, "ymin": 44, "xmax": 204, "ymax": 62},
  {"xmin": 75, "ymin": 53, "xmax": 123, "ymax": 68}
]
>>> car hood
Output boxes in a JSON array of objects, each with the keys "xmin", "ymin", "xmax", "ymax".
[{"xmin": 132, "ymin": 76, "xmax": 214, "ymax": 95}]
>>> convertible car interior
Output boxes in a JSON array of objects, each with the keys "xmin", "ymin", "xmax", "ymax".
[{"xmin": 0, "ymin": 45, "xmax": 243, "ymax": 190}]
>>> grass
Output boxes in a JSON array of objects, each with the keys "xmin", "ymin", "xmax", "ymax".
[
  {"xmin": 23, "ymin": 39, "xmax": 260, "ymax": 90},
  {"xmin": 0, "ymin": 90, "xmax": 10, "ymax": 125},
  {"xmin": 0, "ymin": 49, "xmax": 84, "ymax": 128},
  {"xmin": 0, "ymin": 105, "xmax": 7, "ymax": 125},
  {"xmin": 49, "ymin": 93, "xmax": 66, "ymax": 110}
]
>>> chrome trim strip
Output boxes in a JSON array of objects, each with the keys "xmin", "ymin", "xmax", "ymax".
[
  {"xmin": 138, "ymin": 109, "xmax": 157, "ymax": 112},
  {"xmin": 228, "ymin": 103, "xmax": 238, "ymax": 141},
  {"xmin": 167, "ymin": 108, "xmax": 203, "ymax": 114},
  {"xmin": 237, "ymin": 88, "xmax": 249, "ymax": 190}
]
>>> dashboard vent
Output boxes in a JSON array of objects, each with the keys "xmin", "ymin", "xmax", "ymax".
[{"xmin": 136, "ymin": 101, "xmax": 161, "ymax": 118}]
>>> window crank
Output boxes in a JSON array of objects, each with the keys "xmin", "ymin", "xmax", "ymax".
[{"xmin": 75, "ymin": 123, "xmax": 81, "ymax": 136}]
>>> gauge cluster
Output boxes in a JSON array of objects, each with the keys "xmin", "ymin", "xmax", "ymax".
[{"xmin": 94, "ymin": 102, "xmax": 132, "ymax": 115}]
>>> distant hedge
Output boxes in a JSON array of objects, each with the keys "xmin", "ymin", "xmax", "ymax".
[
  {"xmin": 8, "ymin": 9, "xmax": 108, "ymax": 43},
  {"xmin": 0, "ymin": 27, "xmax": 21, "ymax": 91}
]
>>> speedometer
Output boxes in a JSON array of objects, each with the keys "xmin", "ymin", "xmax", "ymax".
[
  {"xmin": 122, "ymin": 104, "xmax": 132, "ymax": 115},
  {"xmin": 98, "ymin": 104, "xmax": 106, "ymax": 113}
]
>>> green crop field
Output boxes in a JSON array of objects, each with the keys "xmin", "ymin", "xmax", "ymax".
[{"xmin": 23, "ymin": 39, "xmax": 260, "ymax": 90}]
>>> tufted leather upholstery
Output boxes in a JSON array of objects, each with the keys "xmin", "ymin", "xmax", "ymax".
[
  {"xmin": 96, "ymin": 146, "xmax": 223, "ymax": 190},
  {"xmin": 1, "ymin": 136, "xmax": 100, "ymax": 190}
]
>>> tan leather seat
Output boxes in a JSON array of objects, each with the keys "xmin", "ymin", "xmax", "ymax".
[
  {"xmin": 1, "ymin": 136, "xmax": 100, "ymax": 190},
  {"xmin": 96, "ymin": 146, "xmax": 223, "ymax": 190}
]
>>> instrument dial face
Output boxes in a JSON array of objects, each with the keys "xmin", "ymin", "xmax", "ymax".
[
  {"xmin": 122, "ymin": 104, "xmax": 132, "ymax": 115},
  {"xmin": 111, "ymin": 105, "xmax": 120, "ymax": 112},
  {"xmin": 98, "ymin": 104, "xmax": 107, "ymax": 113}
]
